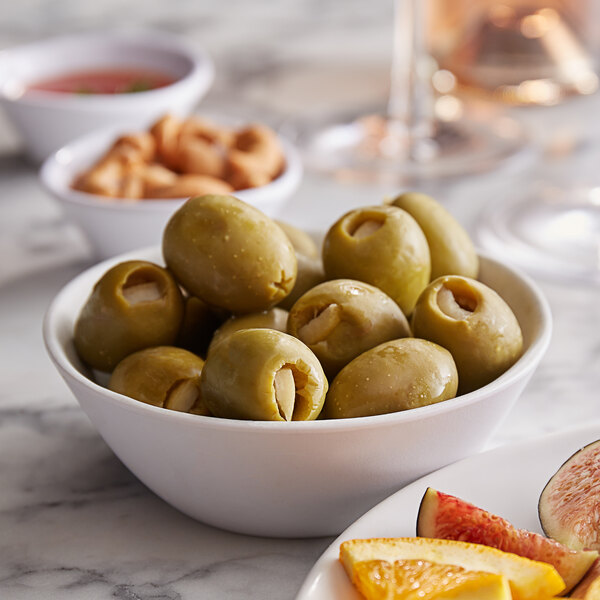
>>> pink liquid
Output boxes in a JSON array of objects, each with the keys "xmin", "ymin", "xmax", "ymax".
[{"xmin": 28, "ymin": 68, "xmax": 175, "ymax": 95}]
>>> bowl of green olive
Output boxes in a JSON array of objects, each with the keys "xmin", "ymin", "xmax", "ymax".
[{"xmin": 43, "ymin": 193, "xmax": 551, "ymax": 537}]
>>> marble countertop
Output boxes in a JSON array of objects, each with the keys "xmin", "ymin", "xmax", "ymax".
[{"xmin": 1, "ymin": 3, "xmax": 600, "ymax": 598}]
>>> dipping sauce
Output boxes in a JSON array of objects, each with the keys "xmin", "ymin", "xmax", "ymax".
[{"xmin": 28, "ymin": 68, "xmax": 175, "ymax": 95}]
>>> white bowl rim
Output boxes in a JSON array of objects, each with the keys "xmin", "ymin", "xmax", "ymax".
[
  {"xmin": 39, "ymin": 123, "xmax": 303, "ymax": 212},
  {"xmin": 43, "ymin": 248, "xmax": 552, "ymax": 434},
  {"xmin": 0, "ymin": 30, "xmax": 214, "ymax": 109}
]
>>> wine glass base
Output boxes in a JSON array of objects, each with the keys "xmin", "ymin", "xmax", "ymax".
[
  {"xmin": 300, "ymin": 114, "xmax": 528, "ymax": 185},
  {"xmin": 478, "ymin": 185, "xmax": 600, "ymax": 285}
]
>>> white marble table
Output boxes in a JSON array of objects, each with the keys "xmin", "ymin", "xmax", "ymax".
[{"xmin": 1, "ymin": 4, "xmax": 600, "ymax": 598}]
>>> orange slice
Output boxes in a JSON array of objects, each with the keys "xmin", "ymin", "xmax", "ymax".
[
  {"xmin": 340, "ymin": 537, "xmax": 565, "ymax": 600},
  {"xmin": 351, "ymin": 558, "xmax": 511, "ymax": 599}
]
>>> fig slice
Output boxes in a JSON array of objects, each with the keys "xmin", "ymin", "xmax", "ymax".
[
  {"xmin": 539, "ymin": 439, "xmax": 600, "ymax": 553},
  {"xmin": 417, "ymin": 487, "xmax": 598, "ymax": 594}
]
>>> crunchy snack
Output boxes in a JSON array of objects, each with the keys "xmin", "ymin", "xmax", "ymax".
[
  {"xmin": 150, "ymin": 174, "xmax": 233, "ymax": 199},
  {"xmin": 72, "ymin": 114, "xmax": 285, "ymax": 201},
  {"xmin": 150, "ymin": 114, "xmax": 183, "ymax": 169},
  {"xmin": 225, "ymin": 124, "xmax": 284, "ymax": 189},
  {"xmin": 176, "ymin": 137, "xmax": 227, "ymax": 179},
  {"xmin": 111, "ymin": 132, "xmax": 157, "ymax": 162}
]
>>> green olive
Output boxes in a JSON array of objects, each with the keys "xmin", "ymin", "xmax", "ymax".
[
  {"xmin": 390, "ymin": 192, "xmax": 479, "ymax": 280},
  {"xmin": 109, "ymin": 346, "xmax": 209, "ymax": 415},
  {"xmin": 208, "ymin": 307, "xmax": 289, "ymax": 354},
  {"xmin": 201, "ymin": 328, "xmax": 328, "ymax": 421},
  {"xmin": 411, "ymin": 275, "xmax": 523, "ymax": 394},
  {"xmin": 288, "ymin": 279, "xmax": 411, "ymax": 378},
  {"xmin": 74, "ymin": 260, "xmax": 184, "ymax": 372},
  {"xmin": 275, "ymin": 220, "xmax": 326, "ymax": 311},
  {"xmin": 176, "ymin": 295, "xmax": 227, "ymax": 358},
  {"xmin": 322, "ymin": 338, "xmax": 458, "ymax": 419},
  {"xmin": 278, "ymin": 253, "xmax": 326, "ymax": 311},
  {"xmin": 322, "ymin": 205, "xmax": 430, "ymax": 315},
  {"xmin": 276, "ymin": 220, "xmax": 320, "ymax": 259},
  {"xmin": 163, "ymin": 195, "xmax": 297, "ymax": 313}
]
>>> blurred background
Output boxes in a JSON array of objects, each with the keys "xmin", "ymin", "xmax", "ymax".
[
  {"xmin": 0, "ymin": 0, "xmax": 395, "ymax": 143},
  {"xmin": 2, "ymin": 0, "xmax": 599, "ymax": 144},
  {"xmin": 3, "ymin": 0, "xmax": 600, "ymax": 280}
]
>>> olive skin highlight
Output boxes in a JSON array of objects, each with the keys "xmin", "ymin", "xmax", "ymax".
[
  {"xmin": 411, "ymin": 275, "xmax": 523, "ymax": 394},
  {"xmin": 323, "ymin": 338, "xmax": 458, "ymax": 419},
  {"xmin": 109, "ymin": 346, "xmax": 209, "ymax": 415},
  {"xmin": 322, "ymin": 205, "xmax": 430, "ymax": 316},
  {"xmin": 201, "ymin": 328, "xmax": 328, "ymax": 421},
  {"xmin": 163, "ymin": 195, "xmax": 297, "ymax": 314},
  {"xmin": 288, "ymin": 279, "xmax": 411, "ymax": 378},
  {"xmin": 390, "ymin": 191, "xmax": 479, "ymax": 280},
  {"xmin": 74, "ymin": 260, "xmax": 184, "ymax": 372}
]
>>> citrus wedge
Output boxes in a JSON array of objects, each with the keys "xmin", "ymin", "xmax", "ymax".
[
  {"xmin": 340, "ymin": 537, "xmax": 565, "ymax": 600},
  {"xmin": 350, "ymin": 558, "xmax": 512, "ymax": 600}
]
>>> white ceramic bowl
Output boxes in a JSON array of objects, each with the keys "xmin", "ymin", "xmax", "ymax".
[
  {"xmin": 0, "ymin": 32, "xmax": 214, "ymax": 162},
  {"xmin": 39, "ymin": 125, "xmax": 303, "ymax": 259},
  {"xmin": 43, "ymin": 248, "xmax": 551, "ymax": 538}
]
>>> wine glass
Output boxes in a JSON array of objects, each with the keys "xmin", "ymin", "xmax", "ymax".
[
  {"xmin": 301, "ymin": 0, "xmax": 528, "ymax": 185},
  {"xmin": 469, "ymin": 1, "xmax": 600, "ymax": 284},
  {"xmin": 478, "ymin": 138, "xmax": 600, "ymax": 285},
  {"xmin": 428, "ymin": 0, "xmax": 599, "ymax": 107}
]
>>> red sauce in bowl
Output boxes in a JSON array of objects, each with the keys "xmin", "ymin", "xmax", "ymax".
[{"xmin": 28, "ymin": 68, "xmax": 175, "ymax": 95}]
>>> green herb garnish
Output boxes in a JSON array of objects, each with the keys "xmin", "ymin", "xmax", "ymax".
[{"xmin": 124, "ymin": 80, "xmax": 152, "ymax": 93}]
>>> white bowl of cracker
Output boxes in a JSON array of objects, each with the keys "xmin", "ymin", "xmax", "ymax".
[{"xmin": 39, "ymin": 114, "xmax": 303, "ymax": 258}]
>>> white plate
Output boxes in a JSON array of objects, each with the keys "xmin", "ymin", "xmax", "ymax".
[{"xmin": 296, "ymin": 422, "xmax": 600, "ymax": 599}]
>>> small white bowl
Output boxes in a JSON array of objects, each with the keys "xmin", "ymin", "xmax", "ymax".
[
  {"xmin": 43, "ymin": 248, "xmax": 551, "ymax": 538},
  {"xmin": 39, "ymin": 125, "xmax": 303, "ymax": 259},
  {"xmin": 0, "ymin": 31, "xmax": 214, "ymax": 162}
]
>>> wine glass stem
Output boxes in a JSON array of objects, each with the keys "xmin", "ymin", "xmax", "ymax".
[{"xmin": 387, "ymin": 0, "xmax": 435, "ymax": 153}]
